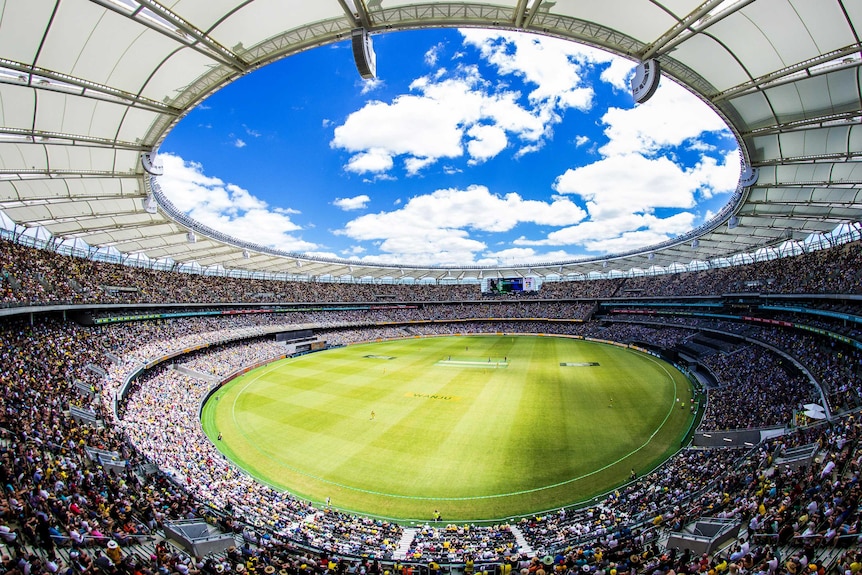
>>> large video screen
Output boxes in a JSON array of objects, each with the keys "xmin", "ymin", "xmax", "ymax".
[
  {"xmin": 482, "ymin": 277, "xmax": 538, "ymax": 294},
  {"xmin": 275, "ymin": 329, "xmax": 314, "ymax": 342}
]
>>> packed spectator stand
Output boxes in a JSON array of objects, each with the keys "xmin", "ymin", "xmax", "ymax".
[
  {"xmin": 3, "ymin": 236, "xmax": 862, "ymax": 308},
  {"xmin": 2, "ymin": 237, "xmax": 862, "ymax": 575}
]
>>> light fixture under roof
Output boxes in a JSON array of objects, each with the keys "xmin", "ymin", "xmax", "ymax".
[
  {"xmin": 351, "ymin": 28, "xmax": 377, "ymax": 79},
  {"xmin": 141, "ymin": 152, "xmax": 164, "ymax": 176},
  {"xmin": 631, "ymin": 59, "xmax": 661, "ymax": 104},
  {"xmin": 143, "ymin": 194, "xmax": 158, "ymax": 214},
  {"xmin": 739, "ymin": 165, "xmax": 759, "ymax": 187}
]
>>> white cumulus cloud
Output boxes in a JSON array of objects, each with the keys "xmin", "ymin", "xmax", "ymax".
[
  {"xmin": 466, "ymin": 124, "xmax": 509, "ymax": 164},
  {"xmin": 163, "ymin": 31, "xmax": 740, "ymax": 266},
  {"xmin": 359, "ymin": 77, "xmax": 384, "ymax": 95},
  {"xmin": 460, "ymin": 29, "xmax": 597, "ymax": 111},
  {"xmin": 333, "ymin": 92, "xmax": 467, "ymax": 165},
  {"xmin": 405, "ymin": 157, "xmax": 436, "ymax": 176},
  {"xmin": 598, "ymin": 80, "xmax": 732, "ymax": 157},
  {"xmin": 330, "ymin": 30, "xmax": 611, "ymax": 176},
  {"xmin": 554, "ymin": 153, "xmax": 701, "ymax": 219},
  {"xmin": 600, "ymin": 57, "xmax": 635, "ymax": 91},
  {"xmin": 509, "ymin": 61, "xmax": 740, "ymax": 255},
  {"xmin": 333, "ymin": 195, "xmax": 371, "ymax": 211},
  {"xmin": 424, "ymin": 42, "xmax": 445, "ymax": 66},
  {"xmin": 336, "ymin": 184, "xmax": 586, "ymax": 265},
  {"xmin": 345, "ymin": 148, "xmax": 394, "ymax": 174},
  {"xmin": 156, "ymin": 153, "xmax": 317, "ymax": 252}
]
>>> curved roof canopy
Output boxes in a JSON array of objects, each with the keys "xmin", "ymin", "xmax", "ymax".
[{"xmin": 0, "ymin": 0, "xmax": 860, "ymax": 282}]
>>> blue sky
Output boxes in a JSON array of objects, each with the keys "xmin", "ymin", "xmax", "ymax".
[{"xmin": 158, "ymin": 28, "xmax": 739, "ymax": 267}]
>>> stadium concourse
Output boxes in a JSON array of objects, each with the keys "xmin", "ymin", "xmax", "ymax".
[{"xmin": 1, "ymin": 237, "xmax": 862, "ymax": 575}]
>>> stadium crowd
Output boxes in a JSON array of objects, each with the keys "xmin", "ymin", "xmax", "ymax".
[
  {"xmin": 602, "ymin": 315, "xmax": 861, "ymax": 416},
  {"xmin": 697, "ymin": 345, "xmax": 817, "ymax": 431},
  {"xmin": 175, "ymin": 340, "xmax": 287, "ymax": 378},
  {"xmin": 3, "ymin": 237, "xmax": 862, "ymax": 308}
]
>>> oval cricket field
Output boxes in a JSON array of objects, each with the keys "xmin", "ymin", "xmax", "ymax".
[{"xmin": 201, "ymin": 335, "xmax": 695, "ymax": 522}]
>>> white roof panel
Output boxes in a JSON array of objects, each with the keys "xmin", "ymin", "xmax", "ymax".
[
  {"xmin": 0, "ymin": 84, "xmax": 35, "ymax": 130},
  {"xmin": 106, "ymin": 30, "xmax": 192, "ymax": 96},
  {"xmin": 705, "ymin": 11, "xmax": 784, "ymax": 81},
  {"xmin": 209, "ymin": 0, "xmax": 344, "ymax": 56},
  {"xmin": 114, "ymin": 149, "xmax": 143, "ymax": 173},
  {"xmin": 0, "ymin": 0, "xmax": 55, "ymax": 64},
  {"xmin": 670, "ymin": 33, "xmax": 751, "ymax": 92},
  {"xmin": 36, "ymin": 0, "xmax": 121, "ymax": 77},
  {"xmin": 0, "ymin": 142, "xmax": 47, "ymax": 171},
  {"xmin": 47, "ymin": 215, "xmax": 156, "ymax": 236},
  {"xmin": 791, "ymin": 0, "xmax": 858, "ymax": 54},
  {"xmin": 165, "ymin": 0, "xmax": 250, "ymax": 32},
  {"xmin": 533, "ymin": 0, "xmax": 674, "ymax": 40},
  {"xmin": 847, "ymin": 1, "xmax": 862, "ymax": 29},
  {"xmin": 88, "ymin": 101, "xmax": 136, "ymax": 142},
  {"xmin": 45, "ymin": 146, "xmax": 116, "ymax": 173},
  {"xmin": 0, "ymin": 177, "xmax": 133, "ymax": 202},
  {"xmin": 116, "ymin": 107, "xmax": 165, "ymax": 143},
  {"xmin": 67, "ymin": 14, "xmax": 159, "ymax": 87},
  {"xmin": 34, "ymin": 91, "xmax": 127, "ymax": 139},
  {"xmin": 741, "ymin": 0, "xmax": 821, "ymax": 66},
  {"xmin": 139, "ymin": 48, "xmax": 218, "ymax": 103},
  {"xmin": 730, "ymin": 92, "xmax": 778, "ymax": 130},
  {"xmin": 0, "ymin": 179, "xmax": 60, "ymax": 202}
]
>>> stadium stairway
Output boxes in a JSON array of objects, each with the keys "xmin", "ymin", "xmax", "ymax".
[
  {"xmin": 392, "ymin": 527, "xmax": 418, "ymax": 560},
  {"xmin": 509, "ymin": 526, "xmax": 533, "ymax": 556}
]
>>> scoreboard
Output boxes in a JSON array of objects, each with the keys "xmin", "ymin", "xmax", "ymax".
[{"xmin": 482, "ymin": 276, "xmax": 539, "ymax": 294}]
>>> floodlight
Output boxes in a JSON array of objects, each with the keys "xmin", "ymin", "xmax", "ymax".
[
  {"xmin": 631, "ymin": 59, "xmax": 661, "ymax": 104},
  {"xmin": 143, "ymin": 194, "xmax": 158, "ymax": 214},
  {"xmin": 740, "ymin": 165, "xmax": 759, "ymax": 187},
  {"xmin": 351, "ymin": 28, "xmax": 377, "ymax": 79},
  {"xmin": 141, "ymin": 152, "xmax": 164, "ymax": 176}
]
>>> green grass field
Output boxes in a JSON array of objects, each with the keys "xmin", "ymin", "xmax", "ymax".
[{"xmin": 201, "ymin": 335, "xmax": 694, "ymax": 522}]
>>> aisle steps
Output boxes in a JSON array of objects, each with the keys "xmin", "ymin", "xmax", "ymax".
[
  {"xmin": 510, "ymin": 525, "xmax": 533, "ymax": 556},
  {"xmin": 393, "ymin": 527, "xmax": 418, "ymax": 560}
]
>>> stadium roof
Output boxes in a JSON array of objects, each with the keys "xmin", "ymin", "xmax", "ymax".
[{"xmin": 0, "ymin": 0, "xmax": 860, "ymax": 282}]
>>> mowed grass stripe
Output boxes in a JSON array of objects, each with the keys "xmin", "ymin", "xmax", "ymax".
[{"xmin": 202, "ymin": 335, "xmax": 693, "ymax": 521}]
